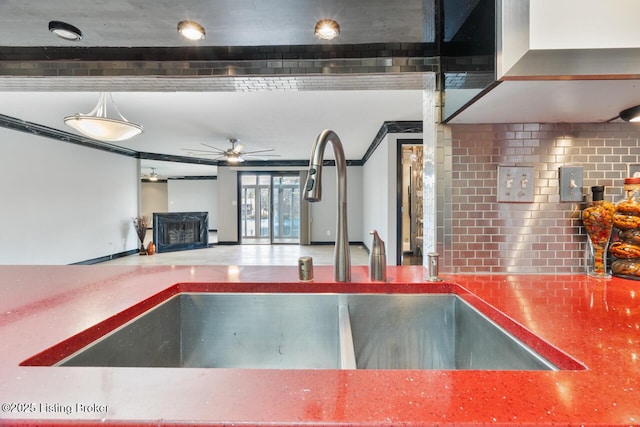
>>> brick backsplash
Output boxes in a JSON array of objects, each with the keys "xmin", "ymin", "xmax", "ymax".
[{"xmin": 439, "ymin": 122, "xmax": 640, "ymax": 274}]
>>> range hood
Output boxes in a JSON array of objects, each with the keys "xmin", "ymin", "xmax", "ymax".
[{"xmin": 445, "ymin": 0, "xmax": 640, "ymax": 125}]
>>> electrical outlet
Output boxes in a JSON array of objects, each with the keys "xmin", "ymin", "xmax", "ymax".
[
  {"xmin": 497, "ymin": 166, "xmax": 534, "ymax": 203},
  {"xmin": 326, "ymin": 230, "xmax": 331, "ymax": 236}
]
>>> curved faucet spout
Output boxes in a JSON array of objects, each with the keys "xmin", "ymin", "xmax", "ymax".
[{"xmin": 303, "ymin": 129, "xmax": 351, "ymax": 282}]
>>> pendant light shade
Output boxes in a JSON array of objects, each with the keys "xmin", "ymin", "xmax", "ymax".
[
  {"xmin": 64, "ymin": 93, "xmax": 143, "ymax": 142},
  {"xmin": 619, "ymin": 105, "xmax": 640, "ymax": 123}
]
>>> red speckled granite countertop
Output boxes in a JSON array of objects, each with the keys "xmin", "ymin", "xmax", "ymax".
[{"xmin": 0, "ymin": 265, "xmax": 639, "ymax": 426}]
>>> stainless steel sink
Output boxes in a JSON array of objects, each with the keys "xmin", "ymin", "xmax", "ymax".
[
  {"xmin": 56, "ymin": 293, "xmax": 563, "ymax": 370},
  {"xmin": 348, "ymin": 294, "xmax": 557, "ymax": 370},
  {"xmin": 58, "ymin": 293, "xmax": 354, "ymax": 369}
]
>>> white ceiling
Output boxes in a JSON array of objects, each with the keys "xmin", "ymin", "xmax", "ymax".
[{"xmin": 0, "ymin": 90, "xmax": 424, "ymax": 178}]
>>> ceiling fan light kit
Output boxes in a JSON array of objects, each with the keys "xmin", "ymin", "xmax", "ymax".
[
  {"xmin": 64, "ymin": 92, "xmax": 143, "ymax": 142},
  {"xmin": 225, "ymin": 152, "xmax": 244, "ymax": 163}
]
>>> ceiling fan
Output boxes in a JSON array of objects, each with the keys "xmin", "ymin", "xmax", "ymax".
[
  {"xmin": 142, "ymin": 167, "xmax": 160, "ymax": 181},
  {"xmin": 183, "ymin": 138, "xmax": 279, "ymax": 163}
]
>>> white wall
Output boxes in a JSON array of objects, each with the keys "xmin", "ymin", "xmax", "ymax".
[
  {"xmin": 361, "ymin": 134, "xmax": 424, "ymax": 265},
  {"xmin": 167, "ymin": 179, "xmax": 218, "ymax": 229},
  {"xmin": 0, "ymin": 129, "xmax": 139, "ymax": 264},
  {"xmin": 0, "ymin": 127, "xmax": 412, "ymax": 264},
  {"xmin": 141, "ymin": 181, "xmax": 168, "ymax": 220},
  {"xmin": 216, "ymin": 167, "xmax": 238, "ymax": 242},
  {"xmin": 362, "ymin": 136, "xmax": 395, "ymax": 264},
  {"xmin": 308, "ymin": 165, "xmax": 363, "ymax": 244}
]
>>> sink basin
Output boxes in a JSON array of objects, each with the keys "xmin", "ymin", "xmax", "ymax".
[
  {"xmin": 28, "ymin": 293, "xmax": 581, "ymax": 371},
  {"xmin": 58, "ymin": 293, "xmax": 353, "ymax": 369},
  {"xmin": 348, "ymin": 294, "xmax": 556, "ymax": 370}
]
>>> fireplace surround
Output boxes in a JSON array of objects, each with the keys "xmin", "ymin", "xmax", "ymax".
[{"xmin": 152, "ymin": 212, "xmax": 209, "ymax": 253}]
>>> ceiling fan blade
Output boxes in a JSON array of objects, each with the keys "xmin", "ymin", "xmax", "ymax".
[
  {"xmin": 195, "ymin": 153, "xmax": 226, "ymax": 160},
  {"xmin": 242, "ymin": 154, "xmax": 281, "ymax": 159},
  {"xmin": 181, "ymin": 148, "xmax": 224, "ymax": 153},
  {"xmin": 242, "ymin": 148, "xmax": 275, "ymax": 154},
  {"xmin": 210, "ymin": 155, "xmax": 227, "ymax": 161},
  {"xmin": 233, "ymin": 143, "xmax": 244, "ymax": 153},
  {"xmin": 200, "ymin": 143, "xmax": 227, "ymax": 153}
]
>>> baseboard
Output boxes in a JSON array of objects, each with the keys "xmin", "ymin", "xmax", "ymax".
[
  {"xmin": 310, "ymin": 241, "xmax": 366, "ymax": 248},
  {"xmin": 71, "ymin": 249, "xmax": 139, "ymax": 265},
  {"xmin": 216, "ymin": 241, "xmax": 365, "ymax": 247}
]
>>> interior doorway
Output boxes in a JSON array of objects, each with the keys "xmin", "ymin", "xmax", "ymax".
[
  {"xmin": 397, "ymin": 140, "xmax": 423, "ymax": 265},
  {"xmin": 239, "ymin": 172, "xmax": 301, "ymax": 244}
]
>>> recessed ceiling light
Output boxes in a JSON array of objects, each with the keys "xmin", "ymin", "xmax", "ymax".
[
  {"xmin": 48, "ymin": 21, "xmax": 82, "ymax": 41},
  {"xmin": 177, "ymin": 20, "xmax": 206, "ymax": 41},
  {"xmin": 314, "ymin": 19, "xmax": 340, "ymax": 40}
]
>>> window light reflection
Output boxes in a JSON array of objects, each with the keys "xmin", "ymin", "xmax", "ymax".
[{"xmin": 227, "ymin": 265, "xmax": 241, "ymax": 281}]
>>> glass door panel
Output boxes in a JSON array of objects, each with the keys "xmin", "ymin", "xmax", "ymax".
[
  {"xmin": 240, "ymin": 186, "xmax": 256, "ymax": 238},
  {"xmin": 240, "ymin": 174, "xmax": 270, "ymax": 243},
  {"xmin": 240, "ymin": 172, "xmax": 300, "ymax": 244},
  {"xmin": 272, "ymin": 175, "xmax": 300, "ymax": 244},
  {"xmin": 259, "ymin": 187, "xmax": 270, "ymax": 240}
]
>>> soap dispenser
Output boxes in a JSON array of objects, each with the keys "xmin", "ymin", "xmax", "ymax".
[{"xmin": 369, "ymin": 230, "xmax": 387, "ymax": 282}]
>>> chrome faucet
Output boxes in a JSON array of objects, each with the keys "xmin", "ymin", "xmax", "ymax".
[{"xmin": 303, "ymin": 129, "xmax": 351, "ymax": 282}]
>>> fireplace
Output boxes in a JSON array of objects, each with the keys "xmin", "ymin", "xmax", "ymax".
[{"xmin": 153, "ymin": 212, "xmax": 209, "ymax": 253}]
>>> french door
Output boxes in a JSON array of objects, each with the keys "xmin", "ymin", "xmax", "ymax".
[{"xmin": 240, "ymin": 173, "xmax": 300, "ymax": 244}]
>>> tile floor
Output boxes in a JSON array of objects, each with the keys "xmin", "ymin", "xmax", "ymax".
[
  {"xmin": 102, "ymin": 232, "xmax": 422, "ymax": 267},
  {"xmin": 102, "ymin": 242, "xmax": 370, "ymax": 266}
]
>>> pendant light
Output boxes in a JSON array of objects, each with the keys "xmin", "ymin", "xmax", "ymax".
[{"xmin": 64, "ymin": 93, "xmax": 143, "ymax": 142}]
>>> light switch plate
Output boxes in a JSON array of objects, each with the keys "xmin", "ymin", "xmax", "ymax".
[
  {"xmin": 628, "ymin": 163, "xmax": 640, "ymax": 178},
  {"xmin": 497, "ymin": 166, "xmax": 534, "ymax": 203},
  {"xmin": 559, "ymin": 166, "xmax": 584, "ymax": 202}
]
